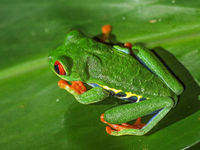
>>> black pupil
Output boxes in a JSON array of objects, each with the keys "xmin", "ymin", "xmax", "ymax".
[{"xmin": 54, "ymin": 64, "xmax": 60, "ymax": 74}]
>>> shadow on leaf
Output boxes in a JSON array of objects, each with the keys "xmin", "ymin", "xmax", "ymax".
[{"xmin": 149, "ymin": 47, "xmax": 200, "ymax": 134}]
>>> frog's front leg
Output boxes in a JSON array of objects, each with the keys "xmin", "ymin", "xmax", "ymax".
[
  {"xmin": 58, "ymin": 80, "xmax": 109, "ymax": 104},
  {"xmin": 101, "ymin": 96, "xmax": 174, "ymax": 136}
]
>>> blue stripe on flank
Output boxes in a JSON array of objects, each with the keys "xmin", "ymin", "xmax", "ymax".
[
  {"xmin": 87, "ymin": 83, "xmax": 100, "ymax": 87},
  {"xmin": 135, "ymin": 55, "xmax": 154, "ymax": 73},
  {"xmin": 121, "ymin": 96, "xmax": 138, "ymax": 102},
  {"xmin": 121, "ymin": 96, "xmax": 146, "ymax": 103},
  {"xmin": 116, "ymin": 92, "xmax": 127, "ymax": 97}
]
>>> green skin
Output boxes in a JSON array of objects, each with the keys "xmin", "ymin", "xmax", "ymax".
[{"xmin": 48, "ymin": 30, "xmax": 184, "ymax": 136}]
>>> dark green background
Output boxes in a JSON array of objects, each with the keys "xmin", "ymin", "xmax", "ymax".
[{"xmin": 0, "ymin": 0, "xmax": 200, "ymax": 150}]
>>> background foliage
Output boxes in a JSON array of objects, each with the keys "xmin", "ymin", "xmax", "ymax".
[{"xmin": 0, "ymin": 0, "xmax": 200, "ymax": 150}]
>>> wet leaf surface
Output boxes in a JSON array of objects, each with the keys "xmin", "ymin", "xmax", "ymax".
[{"xmin": 0, "ymin": 0, "xmax": 200, "ymax": 150}]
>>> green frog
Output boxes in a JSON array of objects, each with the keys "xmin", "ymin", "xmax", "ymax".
[{"xmin": 48, "ymin": 25, "xmax": 184, "ymax": 136}]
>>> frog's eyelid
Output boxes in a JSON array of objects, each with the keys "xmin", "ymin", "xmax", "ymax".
[{"xmin": 54, "ymin": 60, "xmax": 66, "ymax": 75}]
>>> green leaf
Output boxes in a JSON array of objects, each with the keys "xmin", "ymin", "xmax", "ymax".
[{"xmin": 0, "ymin": 0, "xmax": 200, "ymax": 150}]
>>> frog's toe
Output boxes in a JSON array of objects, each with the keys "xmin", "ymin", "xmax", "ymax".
[
  {"xmin": 124, "ymin": 42, "xmax": 132, "ymax": 49},
  {"xmin": 58, "ymin": 80, "xmax": 70, "ymax": 88},
  {"xmin": 132, "ymin": 117, "xmax": 146, "ymax": 129},
  {"xmin": 104, "ymin": 126, "xmax": 126, "ymax": 136},
  {"xmin": 58, "ymin": 80, "xmax": 87, "ymax": 95},
  {"xmin": 102, "ymin": 24, "xmax": 112, "ymax": 35},
  {"xmin": 105, "ymin": 125, "xmax": 138, "ymax": 136},
  {"xmin": 71, "ymin": 81, "xmax": 87, "ymax": 94},
  {"xmin": 101, "ymin": 24, "xmax": 112, "ymax": 42},
  {"xmin": 105, "ymin": 126, "xmax": 115, "ymax": 135},
  {"xmin": 121, "ymin": 118, "xmax": 146, "ymax": 129}
]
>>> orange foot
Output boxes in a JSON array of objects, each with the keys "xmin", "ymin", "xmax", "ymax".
[
  {"xmin": 58, "ymin": 80, "xmax": 87, "ymax": 94},
  {"xmin": 124, "ymin": 42, "xmax": 132, "ymax": 49},
  {"xmin": 100, "ymin": 114, "xmax": 145, "ymax": 135},
  {"xmin": 102, "ymin": 24, "xmax": 112, "ymax": 35},
  {"xmin": 101, "ymin": 25, "xmax": 112, "ymax": 42}
]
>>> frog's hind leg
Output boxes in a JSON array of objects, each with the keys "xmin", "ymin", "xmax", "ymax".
[
  {"xmin": 132, "ymin": 45, "xmax": 184, "ymax": 95},
  {"xmin": 101, "ymin": 96, "xmax": 174, "ymax": 136},
  {"xmin": 122, "ymin": 117, "xmax": 146, "ymax": 129},
  {"xmin": 101, "ymin": 115, "xmax": 145, "ymax": 134}
]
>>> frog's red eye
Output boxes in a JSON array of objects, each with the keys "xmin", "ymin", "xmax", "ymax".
[{"xmin": 54, "ymin": 61, "xmax": 66, "ymax": 75}]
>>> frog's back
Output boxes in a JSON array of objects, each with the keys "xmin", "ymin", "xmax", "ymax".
[
  {"xmin": 64, "ymin": 31, "xmax": 173, "ymax": 98},
  {"xmin": 83, "ymin": 39, "xmax": 173, "ymax": 98}
]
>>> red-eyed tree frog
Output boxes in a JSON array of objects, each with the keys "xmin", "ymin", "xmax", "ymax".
[{"xmin": 48, "ymin": 25, "xmax": 184, "ymax": 136}]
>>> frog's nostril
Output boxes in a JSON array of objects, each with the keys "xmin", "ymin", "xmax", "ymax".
[{"xmin": 48, "ymin": 56, "xmax": 53, "ymax": 61}]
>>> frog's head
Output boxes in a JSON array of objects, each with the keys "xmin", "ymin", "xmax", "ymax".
[{"xmin": 48, "ymin": 30, "xmax": 89, "ymax": 82}]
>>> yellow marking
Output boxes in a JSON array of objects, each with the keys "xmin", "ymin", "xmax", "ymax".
[
  {"xmin": 100, "ymin": 85, "xmax": 122, "ymax": 94},
  {"xmin": 136, "ymin": 96, "xmax": 142, "ymax": 103},
  {"xmin": 99, "ymin": 84, "xmax": 144, "ymax": 101},
  {"xmin": 124, "ymin": 92, "xmax": 142, "ymax": 100}
]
